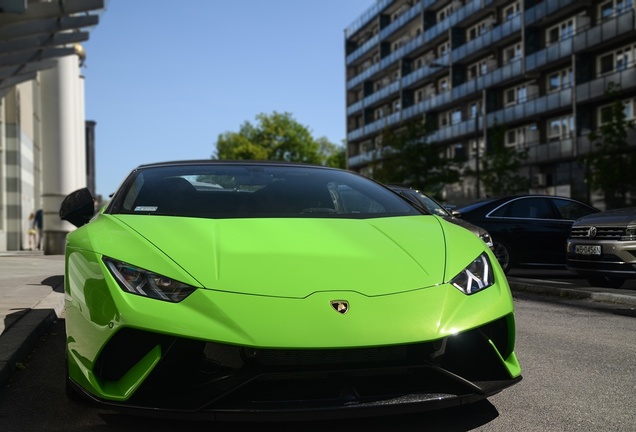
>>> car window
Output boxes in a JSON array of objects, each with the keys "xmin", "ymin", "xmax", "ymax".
[
  {"xmin": 412, "ymin": 192, "xmax": 450, "ymax": 217},
  {"xmin": 490, "ymin": 198, "xmax": 552, "ymax": 219},
  {"xmin": 552, "ymin": 198, "xmax": 597, "ymax": 220},
  {"xmin": 109, "ymin": 165, "xmax": 421, "ymax": 219}
]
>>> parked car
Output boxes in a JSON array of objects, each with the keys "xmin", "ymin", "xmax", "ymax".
[
  {"xmin": 454, "ymin": 195, "xmax": 599, "ymax": 273},
  {"xmin": 59, "ymin": 161, "xmax": 521, "ymax": 420},
  {"xmin": 566, "ymin": 207, "xmax": 636, "ymax": 288},
  {"xmin": 389, "ymin": 186, "xmax": 493, "ymax": 248}
]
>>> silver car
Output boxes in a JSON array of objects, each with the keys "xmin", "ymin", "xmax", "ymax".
[{"xmin": 566, "ymin": 207, "xmax": 636, "ymax": 288}]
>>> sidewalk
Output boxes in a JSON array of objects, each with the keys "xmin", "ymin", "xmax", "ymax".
[
  {"xmin": 1, "ymin": 252, "xmax": 635, "ymax": 390},
  {"xmin": 0, "ymin": 251, "xmax": 65, "ymax": 387}
]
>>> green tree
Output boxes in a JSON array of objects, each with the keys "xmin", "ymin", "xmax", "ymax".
[
  {"xmin": 371, "ymin": 119, "xmax": 461, "ymax": 199},
  {"xmin": 476, "ymin": 119, "xmax": 530, "ymax": 196},
  {"xmin": 213, "ymin": 112, "xmax": 344, "ymax": 167},
  {"xmin": 316, "ymin": 137, "xmax": 346, "ymax": 168},
  {"xmin": 583, "ymin": 82, "xmax": 636, "ymax": 209}
]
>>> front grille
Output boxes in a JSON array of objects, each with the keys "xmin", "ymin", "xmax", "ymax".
[
  {"xmin": 570, "ymin": 226, "xmax": 624, "ymax": 240},
  {"xmin": 97, "ymin": 317, "xmax": 514, "ymax": 412}
]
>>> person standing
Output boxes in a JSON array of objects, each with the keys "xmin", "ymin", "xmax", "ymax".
[
  {"xmin": 33, "ymin": 209, "xmax": 43, "ymax": 250},
  {"xmin": 28, "ymin": 212, "xmax": 37, "ymax": 250}
]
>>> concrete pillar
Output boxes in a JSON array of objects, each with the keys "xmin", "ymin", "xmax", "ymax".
[{"xmin": 40, "ymin": 54, "xmax": 85, "ymax": 255}]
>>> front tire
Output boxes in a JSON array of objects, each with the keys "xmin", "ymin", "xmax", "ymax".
[{"xmin": 586, "ymin": 276, "xmax": 625, "ymax": 289}]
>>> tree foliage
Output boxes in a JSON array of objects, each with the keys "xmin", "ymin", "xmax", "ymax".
[
  {"xmin": 213, "ymin": 112, "xmax": 344, "ymax": 168},
  {"xmin": 583, "ymin": 82, "xmax": 636, "ymax": 209},
  {"xmin": 476, "ymin": 119, "xmax": 530, "ymax": 196},
  {"xmin": 371, "ymin": 119, "xmax": 461, "ymax": 198}
]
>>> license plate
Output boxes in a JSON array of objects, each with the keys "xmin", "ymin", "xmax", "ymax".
[{"xmin": 575, "ymin": 244, "xmax": 601, "ymax": 255}]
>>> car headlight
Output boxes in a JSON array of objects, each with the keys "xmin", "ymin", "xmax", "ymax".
[
  {"xmin": 450, "ymin": 252, "xmax": 494, "ymax": 295},
  {"xmin": 104, "ymin": 258, "xmax": 196, "ymax": 302},
  {"xmin": 621, "ymin": 225, "xmax": 636, "ymax": 241}
]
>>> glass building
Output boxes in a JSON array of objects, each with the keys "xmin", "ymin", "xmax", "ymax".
[{"xmin": 344, "ymin": 0, "xmax": 636, "ymax": 207}]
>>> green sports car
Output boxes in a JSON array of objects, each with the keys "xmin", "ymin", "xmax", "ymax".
[{"xmin": 60, "ymin": 161, "xmax": 521, "ymax": 420}]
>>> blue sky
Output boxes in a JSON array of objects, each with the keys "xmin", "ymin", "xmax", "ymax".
[{"xmin": 82, "ymin": 0, "xmax": 374, "ymax": 197}]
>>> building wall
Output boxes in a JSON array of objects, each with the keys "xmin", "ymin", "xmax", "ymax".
[
  {"xmin": 344, "ymin": 0, "xmax": 636, "ymax": 208},
  {"xmin": 0, "ymin": 83, "xmax": 41, "ymax": 251}
]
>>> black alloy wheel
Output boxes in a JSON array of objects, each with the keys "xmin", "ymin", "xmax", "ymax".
[{"xmin": 492, "ymin": 241, "xmax": 512, "ymax": 274}]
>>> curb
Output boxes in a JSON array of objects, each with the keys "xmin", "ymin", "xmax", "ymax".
[
  {"xmin": 508, "ymin": 281, "xmax": 636, "ymax": 307},
  {"xmin": 0, "ymin": 308, "xmax": 59, "ymax": 387},
  {"xmin": 0, "ymin": 291, "xmax": 64, "ymax": 389}
]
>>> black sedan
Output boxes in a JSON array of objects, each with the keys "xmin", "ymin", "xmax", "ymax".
[{"xmin": 454, "ymin": 195, "xmax": 599, "ymax": 273}]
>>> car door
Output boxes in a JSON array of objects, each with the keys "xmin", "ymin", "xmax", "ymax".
[{"xmin": 488, "ymin": 197, "xmax": 562, "ymax": 266}]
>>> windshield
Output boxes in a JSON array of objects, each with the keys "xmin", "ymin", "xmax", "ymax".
[{"xmin": 107, "ymin": 163, "xmax": 421, "ymax": 219}]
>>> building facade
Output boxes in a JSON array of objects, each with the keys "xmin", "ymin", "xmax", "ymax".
[
  {"xmin": 0, "ymin": 0, "xmax": 104, "ymax": 253},
  {"xmin": 344, "ymin": 0, "xmax": 636, "ymax": 207}
]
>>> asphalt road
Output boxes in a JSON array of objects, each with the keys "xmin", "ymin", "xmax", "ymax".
[{"xmin": 0, "ymin": 294, "xmax": 635, "ymax": 431}]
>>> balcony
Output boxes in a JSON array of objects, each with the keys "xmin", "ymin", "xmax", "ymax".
[
  {"xmin": 525, "ymin": 0, "xmax": 577, "ymax": 26},
  {"xmin": 345, "ymin": 0, "xmax": 394, "ymax": 39},
  {"xmin": 576, "ymin": 67, "xmax": 636, "ymax": 103},
  {"xmin": 487, "ymin": 88, "xmax": 573, "ymax": 128},
  {"xmin": 353, "ymin": 81, "xmax": 401, "ymax": 116},
  {"xmin": 526, "ymin": 139, "xmax": 575, "ymax": 164},
  {"xmin": 424, "ymin": 0, "xmax": 482, "ymax": 42},
  {"xmin": 452, "ymin": 14, "xmax": 522, "ymax": 63}
]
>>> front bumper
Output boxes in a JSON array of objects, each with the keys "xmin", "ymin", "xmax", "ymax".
[
  {"xmin": 68, "ymin": 315, "xmax": 521, "ymax": 420},
  {"xmin": 566, "ymin": 239, "xmax": 636, "ymax": 278}
]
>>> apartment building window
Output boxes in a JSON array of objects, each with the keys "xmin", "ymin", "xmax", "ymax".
[
  {"xmin": 466, "ymin": 15, "xmax": 495, "ymax": 41},
  {"xmin": 467, "ymin": 56, "xmax": 494, "ymax": 80},
  {"xmin": 546, "ymin": 18, "xmax": 575, "ymax": 45},
  {"xmin": 469, "ymin": 101, "xmax": 482, "ymax": 119},
  {"xmin": 437, "ymin": 1, "xmax": 462, "ymax": 21},
  {"xmin": 451, "ymin": 108, "xmax": 462, "ymax": 125},
  {"xmin": 415, "ymin": 88, "xmax": 425, "ymax": 103},
  {"xmin": 438, "ymin": 40, "xmax": 451, "ymax": 57},
  {"xmin": 415, "ymin": 84, "xmax": 436, "ymax": 103},
  {"xmin": 599, "ymin": 0, "xmax": 633, "ymax": 20},
  {"xmin": 374, "ymin": 75, "xmax": 391, "ymax": 91},
  {"xmin": 505, "ymin": 124, "xmax": 539, "ymax": 147},
  {"xmin": 360, "ymin": 141, "xmax": 374, "ymax": 153},
  {"xmin": 469, "ymin": 137, "xmax": 485, "ymax": 158},
  {"xmin": 505, "ymin": 84, "xmax": 527, "ymax": 106},
  {"xmin": 392, "ymin": 35, "xmax": 411, "ymax": 52},
  {"xmin": 392, "ymin": 3, "xmax": 410, "ymax": 21},
  {"xmin": 547, "ymin": 67, "xmax": 573, "ymax": 93},
  {"xmin": 503, "ymin": 43, "xmax": 522, "ymax": 63},
  {"xmin": 439, "ymin": 111, "xmax": 450, "ymax": 128},
  {"xmin": 415, "ymin": 51, "xmax": 436, "ymax": 69},
  {"xmin": 598, "ymin": 98, "xmax": 635, "ymax": 124},
  {"xmin": 438, "ymin": 76, "xmax": 450, "ymax": 93},
  {"xmin": 598, "ymin": 44, "xmax": 635, "ymax": 75},
  {"xmin": 439, "ymin": 108, "xmax": 462, "ymax": 128},
  {"xmin": 548, "ymin": 115, "xmax": 574, "ymax": 141},
  {"xmin": 375, "ymin": 105, "xmax": 391, "ymax": 120},
  {"xmin": 502, "ymin": 1, "xmax": 521, "ymax": 21}
]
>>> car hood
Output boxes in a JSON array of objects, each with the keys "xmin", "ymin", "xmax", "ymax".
[
  {"xmin": 101, "ymin": 215, "xmax": 450, "ymax": 298},
  {"xmin": 574, "ymin": 207, "xmax": 636, "ymax": 227}
]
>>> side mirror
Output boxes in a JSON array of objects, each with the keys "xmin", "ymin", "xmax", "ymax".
[{"xmin": 60, "ymin": 188, "xmax": 95, "ymax": 228}]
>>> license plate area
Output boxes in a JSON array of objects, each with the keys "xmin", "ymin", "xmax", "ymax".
[{"xmin": 575, "ymin": 244, "xmax": 601, "ymax": 255}]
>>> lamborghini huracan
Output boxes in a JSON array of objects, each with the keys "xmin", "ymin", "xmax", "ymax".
[{"xmin": 60, "ymin": 160, "xmax": 521, "ymax": 420}]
